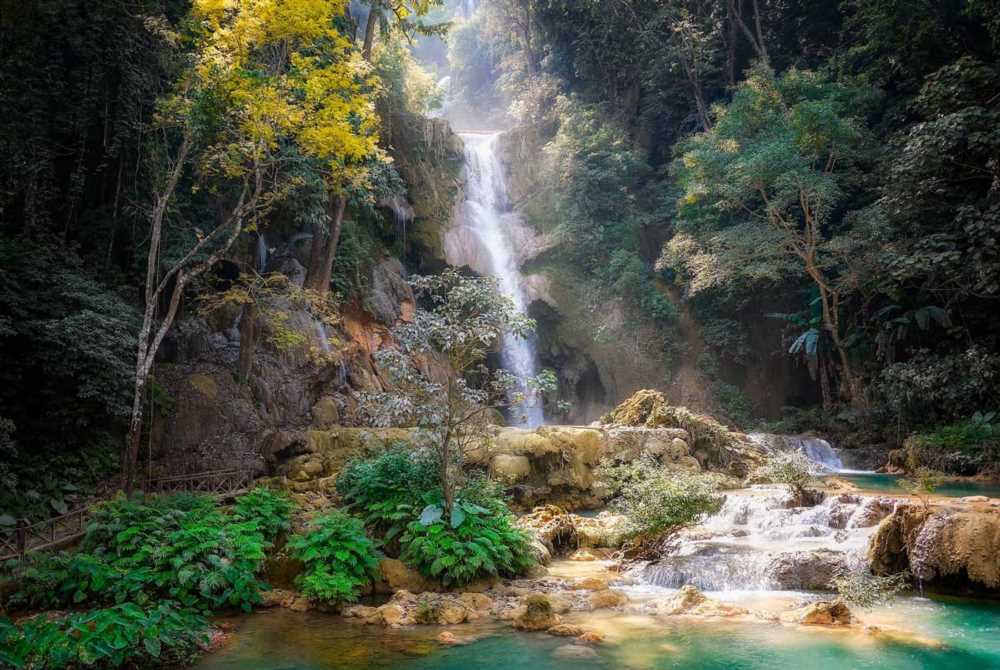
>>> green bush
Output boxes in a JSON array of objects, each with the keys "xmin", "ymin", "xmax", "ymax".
[
  {"xmin": 233, "ymin": 486, "xmax": 295, "ymax": 543},
  {"xmin": 287, "ymin": 510, "xmax": 380, "ymax": 604},
  {"xmin": 10, "ymin": 494, "xmax": 267, "ymax": 613},
  {"xmin": 0, "ymin": 602, "xmax": 208, "ymax": 669},
  {"xmin": 336, "ymin": 447, "xmax": 439, "ymax": 543},
  {"xmin": 599, "ymin": 457, "xmax": 724, "ymax": 538},
  {"xmin": 399, "ymin": 498, "xmax": 534, "ymax": 586},
  {"xmin": 917, "ymin": 412, "xmax": 997, "ymax": 453}
]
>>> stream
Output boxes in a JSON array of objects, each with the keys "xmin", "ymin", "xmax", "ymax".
[{"xmin": 198, "ymin": 441, "xmax": 1000, "ymax": 668}]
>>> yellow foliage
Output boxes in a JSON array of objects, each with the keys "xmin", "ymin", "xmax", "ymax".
[{"xmin": 187, "ymin": 0, "xmax": 383, "ymax": 189}]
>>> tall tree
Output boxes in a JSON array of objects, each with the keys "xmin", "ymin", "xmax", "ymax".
[
  {"xmin": 674, "ymin": 65, "xmax": 876, "ymax": 407},
  {"xmin": 122, "ymin": 0, "xmax": 385, "ymax": 491}
]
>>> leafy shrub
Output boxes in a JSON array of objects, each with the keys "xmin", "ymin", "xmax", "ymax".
[
  {"xmin": 897, "ymin": 467, "xmax": 945, "ymax": 510},
  {"xmin": 749, "ymin": 451, "xmax": 820, "ymax": 494},
  {"xmin": 287, "ymin": 510, "xmax": 380, "ymax": 604},
  {"xmin": 336, "ymin": 447, "xmax": 439, "ymax": 543},
  {"xmin": 917, "ymin": 412, "xmax": 997, "ymax": 453},
  {"xmin": 400, "ymin": 498, "xmax": 534, "ymax": 586},
  {"xmin": 10, "ymin": 494, "xmax": 267, "ymax": 613},
  {"xmin": 831, "ymin": 568, "xmax": 909, "ymax": 609},
  {"xmin": 0, "ymin": 602, "xmax": 208, "ymax": 669},
  {"xmin": 598, "ymin": 457, "xmax": 723, "ymax": 538},
  {"xmin": 233, "ymin": 487, "xmax": 295, "ymax": 543}
]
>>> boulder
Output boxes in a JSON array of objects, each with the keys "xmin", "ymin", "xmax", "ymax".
[
  {"xmin": 780, "ymin": 600, "xmax": 852, "ymax": 626},
  {"xmin": 514, "ymin": 594, "xmax": 560, "ymax": 631},
  {"xmin": 868, "ymin": 505, "xmax": 1000, "ymax": 590},
  {"xmin": 660, "ymin": 585, "xmax": 707, "ymax": 614},
  {"xmin": 437, "ymin": 631, "xmax": 459, "ymax": 646},
  {"xmin": 377, "ymin": 558, "xmax": 438, "ymax": 593},
  {"xmin": 588, "ymin": 589, "xmax": 627, "ymax": 610},
  {"xmin": 766, "ymin": 550, "xmax": 849, "ymax": 590},
  {"xmin": 377, "ymin": 603, "xmax": 408, "ymax": 626},
  {"xmin": 490, "ymin": 454, "xmax": 532, "ymax": 484},
  {"xmin": 310, "ymin": 396, "xmax": 340, "ymax": 429},
  {"xmin": 576, "ymin": 577, "xmax": 609, "ymax": 592},
  {"xmin": 437, "ymin": 601, "xmax": 469, "ymax": 625},
  {"xmin": 547, "ymin": 624, "xmax": 585, "ymax": 637}
]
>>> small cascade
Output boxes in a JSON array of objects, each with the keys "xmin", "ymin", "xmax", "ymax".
[
  {"xmin": 455, "ymin": 132, "xmax": 544, "ymax": 427},
  {"xmin": 748, "ymin": 432, "xmax": 845, "ymax": 471},
  {"xmin": 313, "ymin": 320, "xmax": 331, "ymax": 353},
  {"xmin": 256, "ymin": 234, "xmax": 268, "ymax": 274},
  {"xmin": 638, "ymin": 487, "xmax": 892, "ymax": 593},
  {"xmin": 384, "ymin": 194, "xmax": 414, "ymax": 246}
]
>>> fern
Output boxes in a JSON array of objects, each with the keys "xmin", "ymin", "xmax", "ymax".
[{"xmin": 287, "ymin": 510, "xmax": 380, "ymax": 604}]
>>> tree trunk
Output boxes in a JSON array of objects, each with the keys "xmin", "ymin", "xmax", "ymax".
[
  {"xmin": 237, "ymin": 301, "xmax": 257, "ymax": 383},
  {"xmin": 362, "ymin": 7, "xmax": 378, "ymax": 61},
  {"xmin": 303, "ymin": 194, "xmax": 346, "ymax": 296}
]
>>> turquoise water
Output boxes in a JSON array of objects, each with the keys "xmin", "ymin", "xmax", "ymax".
[
  {"xmin": 835, "ymin": 472, "xmax": 1000, "ymax": 498},
  {"xmin": 198, "ymin": 596, "xmax": 1000, "ymax": 670}
]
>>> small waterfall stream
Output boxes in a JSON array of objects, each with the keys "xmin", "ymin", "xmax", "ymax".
[
  {"xmin": 747, "ymin": 432, "xmax": 845, "ymax": 471},
  {"xmin": 458, "ymin": 132, "xmax": 545, "ymax": 427}
]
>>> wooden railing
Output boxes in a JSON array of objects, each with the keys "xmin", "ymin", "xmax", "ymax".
[
  {"xmin": 0, "ymin": 469, "xmax": 256, "ymax": 562},
  {"xmin": 144, "ymin": 468, "xmax": 256, "ymax": 497},
  {"xmin": 1, "ymin": 506, "xmax": 89, "ymax": 562}
]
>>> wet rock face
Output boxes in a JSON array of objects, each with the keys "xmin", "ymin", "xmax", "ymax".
[
  {"xmin": 767, "ymin": 550, "xmax": 849, "ymax": 590},
  {"xmin": 869, "ymin": 505, "xmax": 1000, "ymax": 591}
]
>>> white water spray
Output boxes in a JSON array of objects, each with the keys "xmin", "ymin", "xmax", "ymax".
[
  {"xmin": 457, "ymin": 132, "xmax": 545, "ymax": 427},
  {"xmin": 748, "ymin": 433, "xmax": 845, "ymax": 471}
]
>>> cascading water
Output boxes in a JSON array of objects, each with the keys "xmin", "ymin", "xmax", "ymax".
[
  {"xmin": 747, "ymin": 432, "xmax": 845, "ymax": 471},
  {"xmin": 636, "ymin": 487, "xmax": 895, "ymax": 593},
  {"xmin": 255, "ymin": 234, "xmax": 268, "ymax": 274},
  {"xmin": 458, "ymin": 132, "xmax": 544, "ymax": 428}
]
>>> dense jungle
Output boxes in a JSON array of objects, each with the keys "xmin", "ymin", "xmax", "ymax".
[{"xmin": 1, "ymin": 0, "xmax": 1000, "ymax": 668}]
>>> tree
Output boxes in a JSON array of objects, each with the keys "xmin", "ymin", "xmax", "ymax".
[
  {"xmin": 675, "ymin": 64, "xmax": 876, "ymax": 407},
  {"xmin": 361, "ymin": 269, "xmax": 551, "ymax": 513},
  {"xmin": 122, "ymin": 0, "xmax": 385, "ymax": 492}
]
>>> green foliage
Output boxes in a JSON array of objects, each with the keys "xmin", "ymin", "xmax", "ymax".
[
  {"xmin": 287, "ymin": 511, "xmax": 380, "ymax": 604},
  {"xmin": 0, "ymin": 602, "xmax": 208, "ymax": 670},
  {"xmin": 9, "ymin": 494, "xmax": 267, "ymax": 613},
  {"xmin": 597, "ymin": 457, "xmax": 723, "ymax": 538},
  {"xmin": 830, "ymin": 568, "xmax": 909, "ymax": 609},
  {"xmin": 400, "ymin": 497, "xmax": 534, "ymax": 586},
  {"xmin": 749, "ymin": 451, "xmax": 820, "ymax": 494},
  {"xmin": 917, "ymin": 413, "xmax": 997, "ymax": 453},
  {"xmin": 233, "ymin": 487, "xmax": 295, "ymax": 543},
  {"xmin": 336, "ymin": 447, "xmax": 439, "ymax": 543},
  {"xmin": 714, "ymin": 382, "xmax": 753, "ymax": 427}
]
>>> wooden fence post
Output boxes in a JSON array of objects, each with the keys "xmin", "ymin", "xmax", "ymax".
[{"xmin": 15, "ymin": 518, "xmax": 27, "ymax": 559}]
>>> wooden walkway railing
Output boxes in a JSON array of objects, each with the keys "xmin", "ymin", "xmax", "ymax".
[{"xmin": 0, "ymin": 468, "xmax": 255, "ymax": 562}]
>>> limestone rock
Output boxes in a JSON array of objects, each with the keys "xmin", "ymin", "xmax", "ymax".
[
  {"xmin": 588, "ymin": 589, "xmax": 627, "ymax": 610},
  {"xmin": 548, "ymin": 624, "xmax": 585, "ymax": 637},
  {"xmin": 311, "ymin": 396, "xmax": 340, "ymax": 429},
  {"xmin": 377, "ymin": 603, "xmax": 408, "ymax": 626},
  {"xmin": 576, "ymin": 577, "xmax": 609, "ymax": 591},
  {"xmin": 378, "ymin": 558, "xmax": 439, "ymax": 593},
  {"xmin": 766, "ymin": 550, "xmax": 849, "ymax": 590},
  {"xmin": 514, "ymin": 594, "xmax": 560, "ymax": 631},
  {"xmin": 661, "ymin": 585, "xmax": 707, "ymax": 614},
  {"xmin": 437, "ymin": 601, "xmax": 469, "ymax": 625},
  {"xmin": 867, "ymin": 505, "xmax": 1000, "ymax": 590},
  {"xmin": 437, "ymin": 631, "xmax": 459, "ymax": 646},
  {"xmin": 490, "ymin": 453, "xmax": 532, "ymax": 484},
  {"xmin": 780, "ymin": 600, "xmax": 852, "ymax": 626}
]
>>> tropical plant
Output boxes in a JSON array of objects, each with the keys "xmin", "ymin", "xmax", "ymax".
[
  {"xmin": 336, "ymin": 446, "xmax": 440, "ymax": 544},
  {"xmin": 233, "ymin": 487, "xmax": 296, "ymax": 544},
  {"xmin": 10, "ymin": 494, "xmax": 268, "ymax": 613},
  {"xmin": 0, "ymin": 602, "xmax": 208, "ymax": 670},
  {"xmin": 399, "ymin": 496, "xmax": 534, "ymax": 586},
  {"xmin": 287, "ymin": 510, "xmax": 381, "ymax": 604}
]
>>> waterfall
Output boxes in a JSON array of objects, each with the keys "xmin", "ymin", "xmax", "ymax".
[
  {"xmin": 747, "ymin": 433, "xmax": 845, "ymax": 471},
  {"xmin": 256, "ymin": 234, "xmax": 268, "ymax": 274},
  {"xmin": 458, "ymin": 132, "xmax": 545, "ymax": 428},
  {"xmin": 637, "ymin": 488, "xmax": 889, "ymax": 593}
]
